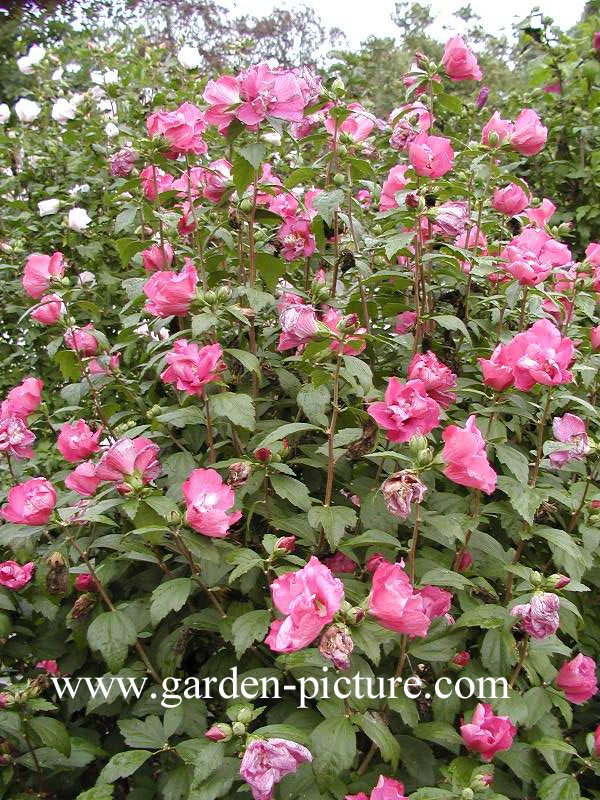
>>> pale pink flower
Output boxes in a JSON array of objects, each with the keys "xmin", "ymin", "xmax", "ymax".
[
  {"xmin": 395, "ymin": 311, "xmax": 417, "ymax": 334},
  {"xmin": 549, "ymin": 413, "xmax": 589, "ymax": 467},
  {"xmin": 183, "ymin": 467, "xmax": 241, "ymax": 538},
  {"xmin": 322, "ymin": 308, "xmax": 367, "ymax": 355},
  {"xmin": 203, "ymin": 159, "xmax": 232, "ymax": 203},
  {"xmin": 1, "ymin": 378, "xmax": 43, "ymax": 421},
  {"xmin": 481, "ymin": 111, "xmax": 513, "ymax": 146},
  {"xmin": 525, "ymin": 198, "xmax": 556, "ymax": 228},
  {"xmin": 492, "ymin": 184, "xmax": 530, "ymax": 217},
  {"xmin": 371, "ymin": 775, "xmax": 408, "ymax": 800},
  {"xmin": 277, "ymin": 303, "xmax": 319, "ymax": 351},
  {"xmin": 326, "ymin": 102, "xmax": 376, "ymax": 143},
  {"xmin": 0, "ymin": 415, "xmax": 35, "ymax": 459}
]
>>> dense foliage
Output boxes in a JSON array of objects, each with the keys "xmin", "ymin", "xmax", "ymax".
[{"xmin": 1, "ymin": 5, "xmax": 600, "ymax": 800}]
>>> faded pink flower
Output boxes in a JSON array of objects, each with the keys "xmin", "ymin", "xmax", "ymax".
[
  {"xmin": 381, "ymin": 471, "xmax": 427, "ymax": 519},
  {"xmin": 203, "ymin": 158, "xmax": 232, "ymax": 203},
  {"xmin": 265, "ymin": 556, "xmax": 344, "ymax": 652},
  {"xmin": 367, "ymin": 377, "xmax": 440, "ymax": 443},
  {"xmin": 460, "ymin": 703, "xmax": 516, "ymax": 760},
  {"xmin": 23, "ymin": 252, "xmax": 65, "ymax": 299},
  {"xmin": 549, "ymin": 413, "xmax": 589, "ymax": 467},
  {"xmin": 57, "ymin": 419, "xmax": 102, "ymax": 463},
  {"xmin": 389, "ymin": 102, "xmax": 432, "ymax": 150},
  {"xmin": 442, "ymin": 36, "xmax": 482, "ymax": 81},
  {"xmin": 277, "ymin": 302, "xmax": 319, "ymax": 351},
  {"xmin": 510, "ymin": 592, "xmax": 560, "ymax": 639},
  {"xmin": 555, "ymin": 653, "xmax": 598, "ymax": 704},
  {"xmin": 319, "ymin": 623, "xmax": 354, "ymax": 670},
  {"xmin": 240, "ymin": 737, "xmax": 312, "ymax": 800},
  {"xmin": 1, "ymin": 478, "xmax": 56, "ymax": 525},
  {"xmin": 183, "ymin": 467, "xmax": 241, "ymax": 538},
  {"xmin": 0, "ymin": 560, "xmax": 35, "ymax": 590},
  {"xmin": 442, "ymin": 415, "xmax": 497, "ymax": 494},
  {"xmin": 395, "ymin": 311, "xmax": 417, "ymax": 334},
  {"xmin": 109, "ymin": 146, "xmax": 136, "ymax": 176}
]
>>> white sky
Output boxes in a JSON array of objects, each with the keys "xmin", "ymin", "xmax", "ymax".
[{"xmin": 222, "ymin": 0, "xmax": 585, "ymax": 48}]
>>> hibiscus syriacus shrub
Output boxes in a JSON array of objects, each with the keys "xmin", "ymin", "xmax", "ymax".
[{"xmin": 1, "ymin": 25, "xmax": 600, "ymax": 800}]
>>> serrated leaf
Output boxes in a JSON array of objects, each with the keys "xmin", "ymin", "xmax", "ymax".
[
  {"xmin": 97, "ymin": 750, "xmax": 152, "ymax": 784},
  {"xmin": 150, "ymin": 578, "xmax": 192, "ymax": 626},
  {"xmin": 270, "ymin": 474, "xmax": 312, "ymax": 511},
  {"xmin": 86, "ymin": 610, "xmax": 138, "ymax": 672},
  {"xmin": 30, "ymin": 716, "xmax": 71, "ymax": 757},
  {"xmin": 231, "ymin": 610, "xmax": 270, "ymax": 658},
  {"xmin": 209, "ymin": 392, "xmax": 255, "ymax": 430},
  {"xmin": 354, "ymin": 713, "xmax": 400, "ymax": 768},
  {"xmin": 308, "ymin": 505, "xmax": 357, "ymax": 548}
]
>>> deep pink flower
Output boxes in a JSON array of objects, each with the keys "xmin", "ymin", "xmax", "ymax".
[
  {"xmin": 277, "ymin": 302, "xmax": 319, "ymax": 351},
  {"xmin": 143, "ymin": 259, "xmax": 197, "ymax": 317},
  {"xmin": 366, "ymin": 553, "xmax": 388, "ymax": 574},
  {"xmin": 525, "ymin": 198, "xmax": 556, "ymax": 228},
  {"xmin": 550, "ymin": 413, "xmax": 589, "ymax": 467},
  {"xmin": 492, "ymin": 184, "xmax": 530, "ymax": 217},
  {"xmin": 147, "ymin": 102, "xmax": 207, "ymax": 158},
  {"xmin": 367, "ymin": 377, "xmax": 440, "ymax": 443},
  {"xmin": 379, "ymin": 165, "xmax": 410, "ymax": 211},
  {"xmin": 442, "ymin": 36, "xmax": 482, "ymax": 81},
  {"xmin": 555, "ymin": 653, "xmax": 598, "ymax": 704},
  {"xmin": 453, "ymin": 651, "xmax": 471, "ymax": 667},
  {"xmin": 65, "ymin": 460, "xmax": 101, "ymax": 496},
  {"xmin": 57, "ymin": 419, "xmax": 102, "ymax": 463},
  {"xmin": 240, "ymin": 738, "xmax": 312, "ymax": 800},
  {"xmin": 74, "ymin": 572, "xmax": 97, "ymax": 592},
  {"xmin": 481, "ymin": 111, "xmax": 513, "ymax": 146},
  {"xmin": 588, "ymin": 244, "xmax": 600, "ymax": 267},
  {"xmin": 278, "ymin": 217, "xmax": 315, "ymax": 262},
  {"xmin": 161, "ymin": 341, "xmax": 224, "ymax": 397},
  {"xmin": 591, "ymin": 325, "xmax": 600, "ymax": 351},
  {"xmin": 142, "ymin": 242, "xmax": 174, "ymax": 272},
  {"xmin": 88, "ymin": 354, "xmax": 120, "ymax": 375},
  {"xmin": 183, "ymin": 467, "xmax": 241, "ymax": 538},
  {"xmin": 1, "ymin": 478, "xmax": 56, "ymax": 525},
  {"xmin": 1, "ymin": 378, "xmax": 43, "ymax": 421},
  {"xmin": 510, "ymin": 592, "xmax": 560, "ymax": 639},
  {"xmin": 408, "ymin": 133, "xmax": 454, "ymax": 178},
  {"xmin": 369, "ymin": 561, "xmax": 431, "ymax": 638},
  {"xmin": 23, "ymin": 252, "xmax": 65, "ymax": 299},
  {"xmin": 594, "ymin": 32, "xmax": 600, "ymax": 52},
  {"xmin": 139, "ymin": 165, "xmax": 174, "ymax": 201},
  {"xmin": 36, "ymin": 659, "xmax": 59, "ymax": 675},
  {"xmin": 31, "ymin": 293, "xmax": 65, "ymax": 324},
  {"xmin": 371, "ymin": 775, "xmax": 408, "ymax": 800},
  {"xmin": 64, "ymin": 324, "xmax": 99, "ymax": 357},
  {"xmin": 408, "ymin": 351, "xmax": 457, "ymax": 408},
  {"xmin": 324, "ymin": 552, "xmax": 357, "ymax": 574},
  {"xmin": 460, "ymin": 703, "xmax": 516, "ymax": 760},
  {"xmin": 238, "ymin": 64, "xmax": 306, "ymax": 126},
  {"xmin": 395, "ymin": 311, "xmax": 417, "ymax": 334},
  {"xmin": 0, "ymin": 560, "xmax": 35, "ymax": 590},
  {"xmin": 442, "ymin": 415, "xmax": 497, "ymax": 494},
  {"xmin": 381, "ymin": 471, "xmax": 427, "ymax": 519},
  {"xmin": 326, "ymin": 102, "xmax": 376, "ymax": 143},
  {"xmin": 0, "ymin": 415, "xmax": 35, "ymax": 459},
  {"xmin": 96, "ymin": 437, "xmax": 160, "ymax": 492},
  {"xmin": 510, "ymin": 109, "xmax": 547, "ymax": 156},
  {"xmin": 265, "ymin": 556, "xmax": 344, "ymax": 653},
  {"xmin": 203, "ymin": 159, "xmax": 232, "ymax": 203},
  {"xmin": 203, "ymin": 75, "xmax": 241, "ymax": 132},
  {"xmin": 275, "ymin": 535, "xmax": 296, "ymax": 553}
]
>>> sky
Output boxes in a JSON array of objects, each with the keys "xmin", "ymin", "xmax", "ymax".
[{"xmin": 222, "ymin": 0, "xmax": 586, "ymax": 49}]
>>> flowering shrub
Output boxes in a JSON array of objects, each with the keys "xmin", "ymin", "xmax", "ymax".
[{"xmin": 1, "ymin": 17, "xmax": 600, "ymax": 800}]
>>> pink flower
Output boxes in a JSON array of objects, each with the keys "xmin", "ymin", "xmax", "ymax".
[
  {"xmin": 510, "ymin": 109, "xmax": 547, "ymax": 156},
  {"xmin": 594, "ymin": 31, "xmax": 600, "ymax": 52},
  {"xmin": 96, "ymin": 437, "xmax": 160, "ymax": 492},
  {"xmin": 326, "ymin": 102, "xmax": 376, "ymax": 143},
  {"xmin": 379, "ymin": 166, "xmax": 410, "ymax": 211},
  {"xmin": 1, "ymin": 478, "xmax": 56, "ymax": 525},
  {"xmin": 205, "ymin": 724, "xmax": 230, "ymax": 742},
  {"xmin": 265, "ymin": 556, "xmax": 344, "ymax": 652},
  {"xmin": 147, "ymin": 102, "xmax": 207, "ymax": 158},
  {"xmin": 367, "ymin": 377, "xmax": 440, "ymax": 443},
  {"xmin": 346, "ymin": 794, "xmax": 369, "ymax": 800},
  {"xmin": 1, "ymin": 378, "xmax": 43, "ymax": 421},
  {"xmin": 492, "ymin": 184, "xmax": 530, "ymax": 217},
  {"xmin": 501, "ymin": 227, "xmax": 571, "ymax": 286},
  {"xmin": 139, "ymin": 165, "xmax": 174, "ymax": 201},
  {"xmin": 510, "ymin": 592, "xmax": 560, "ymax": 639},
  {"xmin": 407, "ymin": 351, "xmax": 457, "ymax": 408},
  {"xmin": 481, "ymin": 111, "xmax": 513, "ymax": 146},
  {"xmin": 23, "ymin": 252, "xmax": 65, "ymax": 299},
  {"xmin": 419, "ymin": 584, "xmax": 453, "ymax": 621},
  {"xmin": 65, "ymin": 460, "xmax": 101, "ymax": 496},
  {"xmin": 587, "ymin": 243, "xmax": 600, "ymax": 267},
  {"xmin": 366, "ymin": 553, "xmax": 387, "ymax": 574},
  {"xmin": 457, "ymin": 549, "xmax": 473, "ymax": 572},
  {"xmin": 203, "ymin": 75, "xmax": 241, "ymax": 132},
  {"xmin": 36, "ymin": 659, "xmax": 59, "ymax": 675},
  {"xmin": 240, "ymin": 738, "xmax": 312, "ymax": 800},
  {"xmin": 160, "ymin": 341, "xmax": 224, "ymax": 396},
  {"xmin": 324, "ymin": 552, "xmax": 357, "ymax": 574},
  {"xmin": 525, "ymin": 198, "xmax": 556, "ymax": 228},
  {"xmin": 506, "ymin": 319, "xmax": 574, "ymax": 391},
  {"xmin": 371, "ymin": 775, "xmax": 408, "ymax": 800},
  {"xmin": 238, "ymin": 64, "xmax": 306, "ymax": 126},
  {"xmin": 277, "ymin": 303, "xmax": 319, "ymax": 352},
  {"xmin": 203, "ymin": 159, "xmax": 232, "ymax": 203},
  {"xmin": 278, "ymin": 217, "xmax": 315, "ymax": 261},
  {"xmin": 0, "ymin": 415, "xmax": 35, "ymax": 459},
  {"xmin": 408, "ymin": 133, "xmax": 455, "ymax": 178},
  {"xmin": 433, "ymin": 201, "xmax": 469, "ymax": 237},
  {"xmin": 319, "ymin": 623, "xmax": 354, "ymax": 670},
  {"xmin": 478, "ymin": 343, "xmax": 514, "ymax": 391},
  {"xmin": 355, "ymin": 189, "xmax": 372, "ymax": 208},
  {"xmin": 550, "ymin": 413, "xmax": 589, "ymax": 467},
  {"xmin": 591, "ymin": 325, "xmax": 600, "ymax": 351},
  {"xmin": 460, "ymin": 703, "xmax": 516, "ymax": 760},
  {"xmin": 31, "ymin": 293, "xmax": 65, "ymax": 324},
  {"xmin": 381, "ymin": 471, "xmax": 427, "ymax": 519},
  {"xmin": 74, "ymin": 572, "xmax": 97, "ymax": 592},
  {"xmin": 88, "ymin": 354, "xmax": 120, "ymax": 375},
  {"xmin": 442, "ymin": 415, "xmax": 497, "ymax": 494},
  {"xmin": 143, "ymin": 259, "xmax": 197, "ymax": 317},
  {"xmin": 555, "ymin": 653, "xmax": 598, "ymax": 704},
  {"xmin": 442, "ymin": 36, "xmax": 482, "ymax": 81},
  {"xmin": 322, "ymin": 308, "xmax": 367, "ymax": 355},
  {"xmin": 57, "ymin": 419, "xmax": 102, "ymax": 463},
  {"xmin": 395, "ymin": 311, "xmax": 417, "ymax": 334},
  {"xmin": 183, "ymin": 467, "xmax": 241, "ymax": 538},
  {"xmin": 142, "ymin": 242, "xmax": 174, "ymax": 272},
  {"xmin": 109, "ymin": 146, "xmax": 137, "ymax": 177},
  {"xmin": 64, "ymin": 324, "xmax": 99, "ymax": 357},
  {"xmin": 369, "ymin": 561, "xmax": 431, "ymax": 638},
  {"xmin": 476, "ymin": 86, "xmax": 490, "ymax": 109},
  {"xmin": 0, "ymin": 560, "xmax": 35, "ymax": 590}
]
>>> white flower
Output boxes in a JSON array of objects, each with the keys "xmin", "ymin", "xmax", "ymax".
[
  {"xmin": 38, "ymin": 199, "xmax": 60, "ymax": 217},
  {"xmin": 14, "ymin": 98, "xmax": 41, "ymax": 123},
  {"xmin": 71, "ymin": 93, "xmax": 86, "ymax": 108},
  {"xmin": 98, "ymin": 98, "xmax": 116, "ymax": 117},
  {"xmin": 0, "ymin": 104, "xmax": 10, "ymax": 124},
  {"xmin": 52, "ymin": 67, "xmax": 64, "ymax": 81},
  {"xmin": 69, "ymin": 183, "xmax": 90, "ymax": 196},
  {"xmin": 66, "ymin": 62, "xmax": 81, "ymax": 74},
  {"xmin": 51, "ymin": 98, "xmax": 76, "ymax": 124},
  {"xmin": 17, "ymin": 44, "xmax": 45, "ymax": 74},
  {"xmin": 68, "ymin": 207, "xmax": 92, "ymax": 232},
  {"xmin": 177, "ymin": 45, "xmax": 201, "ymax": 69},
  {"xmin": 77, "ymin": 271, "xmax": 96, "ymax": 287},
  {"xmin": 91, "ymin": 68, "xmax": 118, "ymax": 86},
  {"xmin": 17, "ymin": 56, "xmax": 34, "ymax": 75},
  {"xmin": 105, "ymin": 122, "xmax": 119, "ymax": 138}
]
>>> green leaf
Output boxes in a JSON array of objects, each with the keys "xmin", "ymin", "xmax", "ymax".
[
  {"xmin": 150, "ymin": 578, "xmax": 192, "ymax": 626},
  {"xmin": 432, "ymin": 314, "xmax": 471, "ymax": 343},
  {"xmin": 238, "ymin": 143, "xmax": 266, "ymax": 170},
  {"xmin": 118, "ymin": 716, "xmax": 166, "ymax": 750},
  {"xmin": 308, "ymin": 505, "xmax": 357, "ymax": 548},
  {"xmin": 455, "ymin": 605, "xmax": 511, "ymax": 630},
  {"xmin": 232, "ymin": 153, "xmax": 254, "ymax": 194},
  {"xmin": 86, "ymin": 610, "xmax": 138, "ymax": 672},
  {"xmin": 414, "ymin": 721, "xmax": 463, "ymax": 752},
  {"xmin": 354, "ymin": 713, "xmax": 400, "ymax": 768},
  {"xmin": 114, "ymin": 205, "xmax": 139, "ymax": 234},
  {"xmin": 480, "ymin": 628, "xmax": 515, "ymax": 675},
  {"xmin": 258, "ymin": 422, "xmax": 321, "ymax": 447},
  {"xmin": 539, "ymin": 773, "xmax": 581, "ymax": 800},
  {"xmin": 313, "ymin": 189, "xmax": 345, "ymax": 226},
  {"xmin": 231, "ymin": 610, "xmax": 270, "ymax": 658},
  {"xmin": 270, "ymin": 474, "xmax": 312, "ymax": 511},
  {"xmin": 209, "ymin": 392, "xmax": 255, "ymax": 430},
  {"xmin": 384, "ymin": 231, "xmax": 414, "ymax": 259},
  {"xmin": 114, "ymin": 237, "xmax": 149, "ymax": 266},
  {"xmin": 76, "ymin": 788, "xmax": 114, "ymax": 800},
  {"xmin": 225, "ymin": 348, "xmax": 260, "ymax": 375},
  {"xmin": 311, "ymin": 717, "xmax": 356, "ymax": 783},
  {"xmin": 495, "ymin": 443, "xmax": 530, "ymax": 485},
  {"xmin": 29, "ymin": 717, "xmax": 71, "ymax": 757},
  {"xmin": 497, "ymin": 477, "xmax": 549, "ymax": 525},
  {"xmin": 97, "ymin": 750, "xmax": 153, "ymax": 784},
  {"xmin": 419, "ymin": 568, "xmax": 474, "ymax": 589},
  {"xmin": 297, "ymin": 384, "xmax": 330, "ymax": 427}
]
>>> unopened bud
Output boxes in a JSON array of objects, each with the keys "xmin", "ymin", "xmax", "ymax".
[
  {"xmin": 205, "ymin": 723, "xmax": 232, "ymax": 742},
  {"xmin": 409, "ymin": 435, "xmax": 428, "ymax": 456},
  {"xmin": 487, "ymin": 131, "xmax": 500, "ymax": 147},
  {"xmin": 147, "ymin": 404, "xmax": 162, "ymax": 419},
  {"xmin": 254, "ymin": 447, "xmax": 272, "ymax": 463},
  {"xmin": 331, "ymin": 78, "xmax": 345, "ymax": 97},
  {"xmin": 548, "ymin": 573, "xmax": 570, "ymax": 589},
  {"xmin": 471, "ymin": 773, "xmax": 493, "ymax": 790},
  {"xmin": 530, "ymin": 570, "xmax": 543, "ymax": 588},
  {"xmin": 461, "ymin": 789, "xmax": 474, "ymax": 800},
  {"xmin": 231, "ymin": 721, "xmax": 246, "ymax": 736},
  {"xmin": 452, "ymin": 651, "xmax": 470, "ymax": 667},
  {"xmin": 204, "ymin": 290, "xmax": 217, "ymax": 305},
  {"xmin": 237, "ymin": 707, "xmax": 253, "ymax": 725},
  {"xmin": 275, "ymin": 535, "xmax": 296, "ymax": 554},
  {"xmin": 216, "ymin": 285, "xmax": 232, "ymax": 303}
]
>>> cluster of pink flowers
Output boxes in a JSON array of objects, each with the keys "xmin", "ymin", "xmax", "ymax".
[{"xmin": 501, "ymin": 227, "xmax": 571, "ymax": 286}]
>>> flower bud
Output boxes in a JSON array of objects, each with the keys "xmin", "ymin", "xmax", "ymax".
[
  {"xmin": 231, "ymin": 721, "xmax": 246, "ymax": 736},
  {"xmin": 331, "ymin": 78, "xmax": 345, "ymax": 97},
  {"xmin": 415, "ymin": 447, "xmax": 434, "ymax": 467},
  {"xmin": 366, "ymin": 553, "xmax": 386, "ymax": 574},
  {"xmin": 275, "ymin": 535, "xmax": 296, "ymax": 554},
  {"xmin": 457, "ymin": 549, "xmax": 473, "ymax": 572},
  {"xmin": 530, "ymin": 570, "xmax": 543, "ymax": 588},
  {"xmin": 237, "ymin": 707, "xmax": 253, "ymax": 725},
  {"xmin": 227, "ymin": 461, "xmax": 252, "ymax": 488},
  {"xmin": 337, "ymin": 313, "xmax": 359, "ymax": 334},
  {"xmin": 453, "ymin": 651, "xmax": 471, "ymax": 667},
  {"xmin": 461, "ymin": 789, "xmax": 474, "ymax": 800},
  {"xmin": 470, "ymin": 773, "xmax": 493, "ymax": 790},
  {"xmin": 487, "ymin": 131, "xmax": 500, "ymax": 147},
  {"xmin": 205, "ymin": 723, "xmax": 232, "ymax": 742},
  {"xmin": 475, "ymin": 86, "xmax": 490, "ymax": 110},
  {"xmin": 204, "ymin": 290, "xmax": 217, "ymax": 306},
  {"xmin": 147, "ymin": 404, "xmax": 163, "ymax": 419},
  {"xmin": 216, "ymin": 285, "xmax": 232, "ymax": 303},
  {"xmin": 548, "ymin": 573, "xmax": 570, "ymax": 590},
  {"xmin": 408, "ymin": 435, "xmax": 428, "ymax": 456},
  {"xmin": 333, "ymin": 173, "xmax": 345, "ymax": 187},
  {"xmin": 254, "ymin": 447, "xmax": 272, "ymax": 463},
  {"xmin": 346, "ymin": 606, "xmax": 365, "ymax": 625},
  {"xmin": 239, "ymin": 198, "xmax": 253, "ymax": 213}
]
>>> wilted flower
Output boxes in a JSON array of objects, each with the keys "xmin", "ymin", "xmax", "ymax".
[
  {"xmin": 319, "ymin": 624, "xmax": 354, "ymax": 670},
  {"xmin": 227, "ymin": 461, "xmax": 252, "ymax": 488},
  {"xmin": 240, "ymin": 738, "xmax": 312, "ymax": 800},
  {"xmin": 381, "ymin": 471, "xmax": 427, "ymax": 519},
  {"xmin": 510, "ymin": 592, "xmax": 560, "ymax": 639},
  {"xmin": 109, "ymin": 146, "xmax": 137, "ymax": 176}
]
